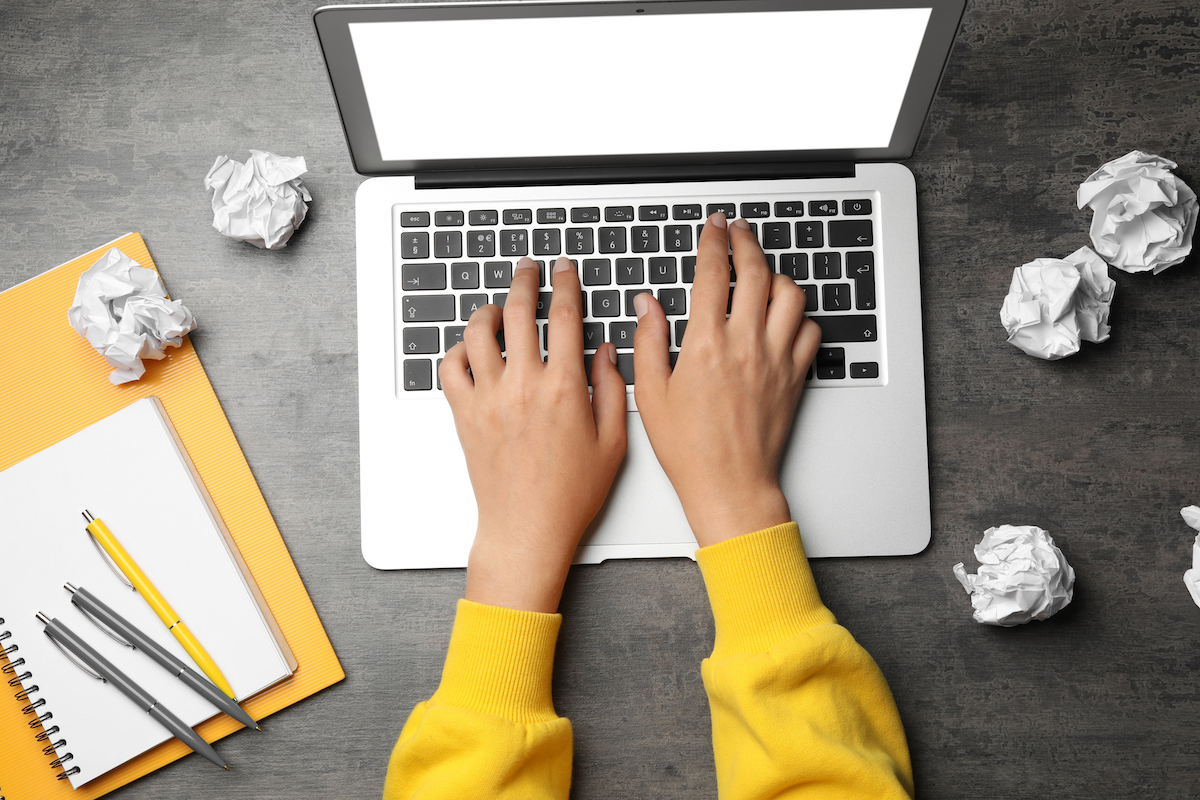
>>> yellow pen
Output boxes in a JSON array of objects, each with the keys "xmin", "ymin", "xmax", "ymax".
[{"xmin": 82, "ymin": 510, "xmax": 236, "ymax": 699}]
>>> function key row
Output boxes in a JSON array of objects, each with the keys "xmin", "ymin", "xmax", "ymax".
[{"xmin": 399, "ymin": 199, "xmax": 873, "ymax": 228}]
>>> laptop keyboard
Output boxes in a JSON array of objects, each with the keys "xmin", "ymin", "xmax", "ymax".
[{"xmin": 393, "ymin": 193, "xmax": 883, "ymax": 395}]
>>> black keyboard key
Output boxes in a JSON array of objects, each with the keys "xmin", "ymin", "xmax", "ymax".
[
  {"xmin": 664, "ymin": 225, "xmax": 692, "ymax": 252},
  {"xmin": 434, "ymin": 231, "xmax": 462, "ymax": 259},
  {"xmin": 403, "ymin": 359, "xmax": 433, "ymax": 390},
  {"xmin": 610, "ymin": 321, "xmax": 637, "ymax": 349},
  {"xmin": 532, "ymin": 260, "xmax": 547, "ymax": 287},
  {"xmin": 851, "ymin": 361, "xmax": 879, "ymax": 379},
  {"xmin": 484, "ymin": 261, "xmax": 513, "ymax": 288},
  {"xmin": 605, "ymin": 206, "xmax": 635, "ymax": 222},
  {"xmin": 583, "ymin": 258, "xmax": 612, "ymax": 285},
  {"xmin": 592, "ymin": 290, "xmax": 620, "ymax": 317},
  {"xmin": 500, "ymin": 230, "xmax": 528, "ymax": 256},
  {"xmin": 533, "ymin": 228, "xmax": 561, "ymax": 256},
  {"xmin": 535, "ymin": 292, "xmax": 552, "ymax": 319},
  {"xmin": 763, "ymin": 222, "xmax": 791, "ymax": 250},
  {"xmin": 798, "ymin": 284, "xmax": 818, "ymax": 311},
  {"xmin": 639, "ymin": 205, "xmax": 668, "ymax": 221},
  {"xmin": 631, "ymin": 226, "xmax": 660, "ymax": 253},
  {"xmin": 822, "ymin": 283, "xmax": 852, "ymax": 311},
  {"xmin": 649, "ymin": 256, "xmax": 677, "ymax": 284},
  {"xmin": 847, "ymin": 251, "xmax": 876, "ymax": 310},
  {"xmin": 566, "ymin": 227, "xmax": 594, "ymax": 254},
  {"xmin": 467, "ymin": 230, "xmax": 495, "ymax": 258},
  {"xmin": 583, "ymin": 322, "xmax": 604, "ymax": 349},
  {"xmin": 470, "ymin": 210, "xmax": 498, "ymax": 225},
  {"xmin": 445, "ymin": 326, "xmax": 466, "ymax": 350},
  {"xmin": 571, "ymin": 206, "xmax": 601, "ymax": 223},
  {"xmin": 673, "ymin": 204, "xmax": 703, "ymax": 220},
  {"xmin": 616, "ymin": 258, "xmax": 644, "ymax": 285},
  {"xmin": 706, "ymin": 203, "xmax": 736, "ymax": 219},
  {"xmin": 674, "ymin": 319, "xmax": 688, "ymax": 347},
  {"xmin": 615, "ymin": 353, "xmax": 635, "ymax": 385},
  {"xmin": 809, "ymin": 200, "xmax": 838, "ymax": 217},
  {"xmin": 401, "ymin": 262, "xmax": 447, "ymax": 291},
  {"xmin": 780, "ymin": 253, "xmax": 808, "ymax": 280},
  {"xmin": 740, "ymin": 202, "xmax": 770, "ymax": 218},
  {"xmin": 843, "ymin": 199, "xmax": 872, "ymax": 216},
  {"xmin": 537, "ymin": 207, "xmax": 567, "ymax": 223},
  {"xmin": 815, "ymin": 346, "xmax": 846, "ymax": 380},
  {"xmin": 795, "ymin": 221, "xmax": 824, "ymax": 248},
  {"xmin": 451, "ymin": 261, "xmax": 480, "ymax": 290},
  {"xmin": 658, "ymin": 287, "xmax": 686, "ymax": 316},
  {"xmin": 599, "ymin": 227, "xmax": 627, "ymax": 253},
  {"xmin": 503, "ymin": 209, "xmax": 533, "ymax": 225},
  {"xmin": 765, "ymin": 253, "xmax": 776, "ymax": 272},
  {"xmin": 775, "ymin": 201, "xmax": 804, "ymax": 217},
  {"xmin": 460, "ymin": 293, "xmax": 487, "ymax": 320},
  {"xmin": 401, "ymin": 294, "xmax": 454, "ymax": 323},
  {"xmin": 400, "ymin": 211, "xmax": 430, "ymax": 227},
  {"xmin": 829, "ymin": 220, "xmax": 873, "ymax": 248},
  {"xmin": 402, "ymin": 327, "xmax": 439, "ymax": 355},
  {"xmin": 670, "ymin": 351, "xmax": 679, "ymax": 369},
  {"xmin": 435, "ymin": 211, "xmax": 464, "ymax": 226},
  {"xmin": 400, "ymin": 231, "xmax": 430, "ymax": 259},
  {"xmin": 625, "ymin": 288, "xmax": 652, "ymax": 316},
  {"xmin": 808, "ymin": 314, "xmax": 877, "ymax": 342},
  {"xmin": 682, "ymin": 256, "xmax": 697, "ymax": 283},
  {"xmin": 813, "ymin": 252, "xmax": 841, "ymax": 279}
]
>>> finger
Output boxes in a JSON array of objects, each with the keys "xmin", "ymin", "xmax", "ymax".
[
  {"xmin": 727, "ymin": 218, "xmax": 773, "ymax": 328},
  {"xmin": 631, "ymin": 291, "xmax": 671, "ymax": 411},
  {"xmin": 439, "ymin": 335, "xmax": 474, "ymax": 403},
  {"xmin": 462, "ymin": 303, "xmax": 506, "ymax": 386},
  {"xmin": 792, "ymin": 316, "xmax": 823, "ymax": 374},
  {"xmin": 547, "ymin": 257, "xmax": 585, "ymax": 379},
  {"xmin": 764, "ymin": 273, "xmax": 806, "ymax": 352},
  {"xmin": 589, "ymin": 343, "xmax": 629, "ymax": 459},
  {"xmin": 689, "ymin": 212, "xmax": 733, "ymax": 330},
  {"xmin": 500, "ymin": 256, "xmax": 543, "ymax": 367}
]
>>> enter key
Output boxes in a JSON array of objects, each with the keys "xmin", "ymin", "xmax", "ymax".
[{"xmin": 847, "ymin": 251, "xmax": 876, "ymax": 310}]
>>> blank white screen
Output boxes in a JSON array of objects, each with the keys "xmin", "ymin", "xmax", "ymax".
[{"xmin": 350, "ymin": 7, "xmax": 932, "ymax": 162}]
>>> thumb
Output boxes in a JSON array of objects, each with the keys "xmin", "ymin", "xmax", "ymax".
[{"xmin": 632, "ymin": 291, "xmax": 671, "ymax": 411}]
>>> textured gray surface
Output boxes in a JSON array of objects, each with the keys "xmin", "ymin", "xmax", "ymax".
[{"xmin": 2, "ymin": 1, "xmax": 1200, "ymax": 798}]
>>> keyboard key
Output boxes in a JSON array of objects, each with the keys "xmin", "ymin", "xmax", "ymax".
[
  {"xmin": 813, "ymin": 252, "xmax": 841, "ymax": 279},
  {"xmin": 843, "ymin": 199, "xmax": 872, "ymax": 216},
  {"xmin": 400, "ymin": 262, "xmax": 446, "ymax": 291},
  {"xmin": 566, "ymin": 227, "xmax": 594, "ymax": 254},
  {"xmin": 402, "ymin": 327, "xmax": 439, "ymax": 355},
  {"xmin": 808, "ymin": 314, "xmax": 877, "ymax": 342},
  {"xmin": 658, "ymin": 287, "xmax": 686, "ymax": 316},
  {"xmin": 664, "ymin": 225, "xmax": 692, "ymax": 252},
  {"xmin": 625, "ymin": 288, "xmax": 652, "ymax": 316},
  {"xmin": 470, "ymin": 209, "xmax": 498, "ymax": 225},
  {"xmin": 780, "ymin": 253, "xmax": 808, "ymax": 280},
  {"xmin": 822, "ymin": 283, "xmax": 852, "ymax": 311},
  {"xmin": 467, "ymin": 230, "xmax": 495, "ymax": 258},
  {"xmin": 532, "ymin": 260, "xmax": 547, "ymax": 287},
  {"xmin": 774, "ymin": 201, "xmax": 804, "ymax": 217},
  {"xmin": 851, "ymin": 361, "xmax": 879, "ymax": 378},
  {"xmin": 763, "ymin": 222, "xmax": 791, "ymax": 249},
  {"xmin": 616, "ymin": 258, "xmax": 644, "ymax": 285},
  {"xmin": 451, "ymin": 261, "xmax": 480, "ymax": 289},
  {"xmin": 537, "ymin": 207, "xmax": 567, "ymax": 223},
  {"xmin": 809, "ymin": 200, "xmax": 838, "ymax": 217},
  {"xmin": 592, "ymin": 290, "xmax": 620, "ymax": 317},
  {"xmin": 829, "ymin": 220, "xmax": 873, "ymax": 247},
  {"xmin": 403, "ymin": 359, "xmax": 433, "ymax": 390},
  {"xmin": 798, "ymin": 284, "xmax": 818, "ymax": 311},
  {"xmin": 583, "ymin": 258, "xmax": 612, "ymax": 285},
  {"xmin": 583, "ymin": 322, "xmax": 604, "ymax": 349},
  {"xmin": 673, "ymin": 204, "xmax": 703, "ymax": 220},
  {"xmin": 615, "ymin": 353, "xmax": 635, "ymax": 385},
  {"xmin": 434, "ymin": 231, "xmax": 462, "ymax": 259},
  {"xmin": 571, "ymin": 206, "xmax": 601, "ymax": 223},
  {"xmin": 535, "ymin": 292, "xmax": 552, "ymax": 319},
  {"xmin": 847, "ymin": 251, "xmax": 876, "ymax": 310},
  {"xmin": 674, "ymin": 319, "xmax": 688, "ymax": 347},
  {"xmin": 503, "ymin": 209, "xmax": 533, "ymax": 224},
  {"xmin": 815, "ymin": 347, "xmax": 846, "ymax": 380},
  {"xmin": 599, "ymin": 227, "xmax": 627, "ymax": 253},
  {"xmin": 400, "ymin": 231, "xmax": 430, "ymax": 259},
  {"xmin": 605, "ymin": 206, "xmax": 635, "ymax": 222},
  {"xmin": 649, "ymin": 256, "xmax": 677, "ymax": 284},
  {"xmin": 459, "ymin": 293, "xmax": 487, "ymax": 320},
  {"xmin": 706, "ymin": 203, "xmax": 736, "ymax": 219},
  {"xmin": 795, "ymin": 221, "xmax": 824, "ymax": 248},
  {"xmin": 639, "ymin": 205, "xmax": 668, "ymax": 221},
  {"xmin": 631, "ymin": 225, "xmax": 660, "ymax": 253},
  {"xmin": 445, "ymin": 326, "xmax": 466, "ymax": 350},
  {"xmin": 682, "ymin": 256, "xmax": 697, "ymax": 283},
  {"xmin": 610, "ymin": 321, "xmax": 637, "ymax": 349},
  {"xmin": 500, "ymin": 230, "xmax": 528, "ymax": 256},
  {"xmin": 492, "ymin": 293, "xmax": 507, "ymax": 308},
  {"xmin": 740, "ymin": 202, "xmax": 770, "ymax": 218},
  {"xmin": 437, "ymin": 357, "xmax": 443, "ymax": 389},
  {"xmin": 401, "ymin": 294, "xmax": 454, "ymax": 323},
  {"xmin": 533, "ymin": 228, "xmax": 561, "ymax": 255},
  {"xmin": 670, "ymin": 351, "xmax": 679, "ymax": 369},
  {"xmin": 484, "ymin": 261, "xmax": 513, "ymax": 288},
  {"xmin": 434, "ymin": 211, "xmax": 464, "ymax": 226},
  {"xmin": 400, "ymin": 211, "xmax": 430, "ymax": 227}
]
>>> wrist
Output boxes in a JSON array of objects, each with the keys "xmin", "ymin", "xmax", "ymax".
[
  {"xmin": 465, "ymin": 536, "xmax": 573, "ymax": 613},
  {"xmin": 685, "ymin": 486, "xmax": 791, "ymax": 549}
]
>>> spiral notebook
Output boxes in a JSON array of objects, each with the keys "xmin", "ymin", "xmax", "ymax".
[{"xmin": 0, "ymin": 397, "xmax": 296, "ymax": 786}]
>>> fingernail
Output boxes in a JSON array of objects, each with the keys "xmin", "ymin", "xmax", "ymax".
[
  {"xmin": 516, "ymin": 257, "xmax": 536, "ymax": 271},
  {"xmin": 554, "ymin": 257, "xmax": 573, "ymax": 274},
  {"xmin": 709, "ymin": 212, "xmax": 727, "ymax": 229},
  {"xmin": 732, "ymin": 217, "xmax": 750, "ymax": 230},
  {"xmin": 634, "ymin": 292, "xmax": 649, "ymax": 319},
  {"xmin": 606, "ymin": 343, "xmax": 617, "ymax": 365}
]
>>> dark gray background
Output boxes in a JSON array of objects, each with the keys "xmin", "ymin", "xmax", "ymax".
[{"xmin": 2, "ymin": 1, "xmax": 1199, "ymax": 798}]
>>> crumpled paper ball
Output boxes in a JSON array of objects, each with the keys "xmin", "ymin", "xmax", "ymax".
[
  {"xmin": 204, "ymin": 150, "xmax": 311, "ymax": 250},
  {"xmin": 1076, "ymin": 150, "xmax": 1198, "ymax": 274},
  {"xmin": 1180, "ymin": 506, "xmax": 1200, "ymax": 609},
  {"xmin": 953, "ymin": 525, "xmax": 1076, "ymax": 627},
  {"xmin": 999, "ymin": 245, "xmax": 1115, "ymax": 360},
  {"xmin": 67, "ymin": 247, "xmax": 197, "ymax": 385}
]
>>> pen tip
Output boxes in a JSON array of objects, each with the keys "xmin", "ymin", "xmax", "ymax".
[
  {"xmin": 255, "ymin": 725, "xmax": 262, "ymax": 732},
  {"xmin": 224, "ymin": 765, "xmax": 231, "ymax": 771}
]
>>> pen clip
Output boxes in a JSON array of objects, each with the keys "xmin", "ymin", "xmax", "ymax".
[
  {"xmin": 85, "ymin": 529, "xmax": 135, "ymax": 591},
  {"xmin": 72, "ymin": 603, "xmax": 133, "ymax": 649},
  {"xmin": 41, "ymin": 631, "xmax": 105, "ymax": 682}
]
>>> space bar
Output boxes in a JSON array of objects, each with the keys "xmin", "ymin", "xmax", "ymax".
[{"xmin": 808, "ymin": 314, "xmax": 877, "ymax": 342}]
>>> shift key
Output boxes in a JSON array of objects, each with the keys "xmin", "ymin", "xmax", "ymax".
[{"xmin": 401, "ymin": 294, "xmax": 455, "ymax": 322}]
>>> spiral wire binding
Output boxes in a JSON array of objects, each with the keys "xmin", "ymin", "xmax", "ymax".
[{"xmin": 0, "ymin": 616, "xmax": 75, "ymax": 782}]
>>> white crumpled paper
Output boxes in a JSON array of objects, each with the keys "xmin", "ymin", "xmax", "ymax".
[
  {"xmin": 1077, "ymin": 150, "xmax": 1198, "ymax": 274},
  {"xmin": 67, "ymin": 248, "xmax": 197, "ymax": 385},
  {"xmin": 999, "ymin": 245, "xmax": 1115, "ymax": 360},
  {"xmin": 953, "ymin": 525, "xmax": 1076, "ymax": 627},
  {"xmin": 204, "ymin": 150, "xmax": 311, "ymax": 250},
  {"xmin": 1180, "ymin": 506, "xmax": 1200, "ymax": 609}
]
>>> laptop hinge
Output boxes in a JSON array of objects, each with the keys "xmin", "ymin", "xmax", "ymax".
[{"xmin": 414, "ymin": 161, "xmax": 856, "ymax": 189}]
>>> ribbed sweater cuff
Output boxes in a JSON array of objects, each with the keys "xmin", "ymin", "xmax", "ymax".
[
  {"xmin": 430, "ymin": 599, "xmax": 562, "ymax": 724},
  {"xmin": 696, "ymin": 522, "xmax": 836, "ymax": 660}
]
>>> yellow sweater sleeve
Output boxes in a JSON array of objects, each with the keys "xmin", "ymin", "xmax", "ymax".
[
  {"xmin": 382, "ymin": 599, "xmax": 572, "ymax": 800},
  {"xmin": 696, "ymin": 522, "xmax": 914, "ymax": 800}
]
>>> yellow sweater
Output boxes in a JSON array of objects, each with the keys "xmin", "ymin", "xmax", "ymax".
[{"xmin": 383, "ymin": 523, "xmax": 913, "ymax": 799}]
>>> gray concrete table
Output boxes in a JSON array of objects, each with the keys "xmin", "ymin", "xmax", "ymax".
[{"xmin": 3, "ymin": 1, "xmax": 1199, "ymax": 798}]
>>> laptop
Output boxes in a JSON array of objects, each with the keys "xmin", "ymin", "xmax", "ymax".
[{"xmin": 314, "ymin": 0, "xmax": 965, "ymax": 569}]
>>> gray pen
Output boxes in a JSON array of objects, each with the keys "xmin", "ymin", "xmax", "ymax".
[
  {"xmin": 35, "ymin": 611, "xmax": 230, "ymax": 771},
  {"xmin": 65, "ymin": 583, "xmax": 261, "ymax": 732}
]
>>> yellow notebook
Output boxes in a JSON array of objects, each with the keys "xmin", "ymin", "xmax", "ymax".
[{"xmin": 0, "ymin": 233, "xmax": 344, "ymax": 800}]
